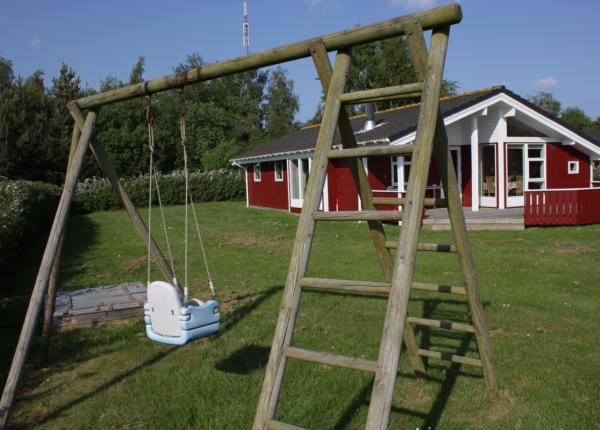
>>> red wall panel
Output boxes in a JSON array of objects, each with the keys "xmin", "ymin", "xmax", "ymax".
[
  {"xmin": 461, "ymin": 146, "xmax": 472, "ymax": 207},
  {"xmin": 247, "ymin": 161, "xmax": 289, "ymax": 210},
  {"xmin": 367, "ymin": 156, "xmax": 392, "ymax": 190},
  {"xmin": 546, "ymin": 143, "xmax": 590, "ymax": 189},
  {"xmin": 327, "ymin": 159, "xmax": 358, "ymax": 211}
]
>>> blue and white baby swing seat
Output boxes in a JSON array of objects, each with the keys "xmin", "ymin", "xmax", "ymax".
[{"xmin": 144, "ymin": 281, "xmax": 220, "ymax": 346}]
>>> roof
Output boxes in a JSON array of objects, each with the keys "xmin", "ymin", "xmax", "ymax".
[{"xmin": 231, "ymin": 86, "xmax": 600, "ymax": 162}]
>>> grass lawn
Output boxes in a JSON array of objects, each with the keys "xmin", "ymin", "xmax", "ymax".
[{"xmin": 1, "ymin": 201, "xmax": 599, "ymax": 429}]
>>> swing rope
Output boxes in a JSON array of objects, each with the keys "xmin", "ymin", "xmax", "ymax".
[
  {"xmin": 178, "ymin": 88, "xmax": 217, "ymax": 301},
  {"xmin": 146, "ymin": 96, "xmax": 178, "ymax": 288}
]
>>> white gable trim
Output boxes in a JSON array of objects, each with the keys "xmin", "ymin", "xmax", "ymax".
[{"xmin": 390, "ymin": 92, "xmax": 600, "ymax": 158}]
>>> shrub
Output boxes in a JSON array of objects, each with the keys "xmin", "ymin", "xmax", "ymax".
[
  {"xmin": 73, "ymin": 168, "xmax": 244, "ymax": 213},
  {"xmin": 0, "ymin": 181, "xmax": 60, "ymax": 275}
]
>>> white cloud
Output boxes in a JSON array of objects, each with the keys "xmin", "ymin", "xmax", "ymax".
[
  {"xmin": 30, "ymin": 36, "xmax": 41, "ymax": 47},
  {"xmin": 533, "ymin": 76, "xmax": 558, "ymax": 88},
  {"xmin": 389, "ymin": 0, "xmax": 439, "ymax": 9}
]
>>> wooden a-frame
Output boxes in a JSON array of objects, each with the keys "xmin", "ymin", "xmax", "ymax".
[{"xmin": 0, "ymin": 5, "xmax": 496, "ymax": 429}]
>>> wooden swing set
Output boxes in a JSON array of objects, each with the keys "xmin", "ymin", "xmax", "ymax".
[{"xmin": 0, "ymin": 4, "xmax": 498, "ymax": 429}]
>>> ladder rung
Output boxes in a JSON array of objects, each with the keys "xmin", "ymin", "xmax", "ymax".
[
  {"xmin": 417, "ymin": 349, "xmax": 482, "ymax": 367},
  {"xmin": 385, "ymin": 241, "xmax": 457, "ymax": 253},
  {"xmin": 338, "ymin": 83, "xmax": 423, "ymax": 104},
  {"xmin": 406, "ymin": 316, "xmax": 475, "ymax": 333},
  {"xmin": 412, "ymin": 282, "xmax": 466, "ymax": 295},
  {"xmin": 299, "ymin": 277, "xmax": 465, "ymax": 295},
  {"xmin": 285, "ymin": 346, "xmax": 378, "ymax": 373},
  {"xmin": 267, "ymin": 420, "xmax": 306, "ymax": 430},
  {"xmin": 312, "ymin": 210, "xmax": 403, "ymax": 222},
  {"xmin": 372, "ymin": 197, "xmax": 447, "ymax": 207},
  {"xmin": 327, "ymin": 144, "xmax": 414, "ymax": 159},
  {"xmin": 300, "ymin": 277, "xmax": 390, "ymax": 294}
]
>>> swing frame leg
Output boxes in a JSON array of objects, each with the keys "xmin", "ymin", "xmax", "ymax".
[{"xmin": 0, "ymin": 110, "xmax": 98, "ymax": 429}]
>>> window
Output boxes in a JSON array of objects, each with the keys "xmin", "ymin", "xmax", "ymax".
[
  {"xmin": 402, "ymin": 156, "xmax": 412, "ymax": 191},
  {"xmin": 274, "ymin": 161, "xmax": 284, "ymax": 181},
  {"xmin": 391, "ymin": 157, "xmax": 399, "ymax": 189},
  {"xmin": 526, "ymin": 144, "xmax": 545, "ymax": 190},
  {"xmin": 290, "ymin": 158, "xmax": 310, "ymax": 202},
  {"xmin": 253, "ymin": 163, "xmax": 261, "ymax": 181},
  {"xmin": 568, "ymin": 161, "xmax": 579, "ymax": 175}
]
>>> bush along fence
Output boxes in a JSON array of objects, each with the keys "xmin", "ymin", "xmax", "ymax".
[
  {"xmin": 0, "ymin": 181, "xmax": 61, "ymax": 275},
  {"xmin": 73, "ymin": 168, "xmax": 245, "ymax": 212}
]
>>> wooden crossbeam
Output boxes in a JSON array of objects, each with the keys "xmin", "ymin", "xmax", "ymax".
[
  {"xmin": 285, "ymin": 347, "xmax": 378, "ymax": 373},
  {"xmin": 312, "ymin": 210, "xmax": 403, "ymax": 222},
  {"xmin": 327, "ymin": 144, "xmax": 414, "ymax": 159},
  {"xmin": 338, "ymin": 83, "xmax": 423, "ymax": 104},
  {"xmin": 372, "ymin": 197, "xmax": 446, "ymax": 207}
]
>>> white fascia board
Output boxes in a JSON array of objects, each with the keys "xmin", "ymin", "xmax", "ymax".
[
  {"xmin": 231, "ymin": 148, "xmax": 315, "ymax": 165},
  {"xmin": 389, "ymin": 92, "xmax": 600, "ymax": 157}
]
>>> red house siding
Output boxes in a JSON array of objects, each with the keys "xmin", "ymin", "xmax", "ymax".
[
  {"xmin": 247, "ymin": 162, "xmax": 289, "ymax": 210},
  {"xmin": 546, "ymin": 143, "xmax": 590, "ymax": 189},
  {"xmin": 367, "ymin": 157, "xmax": 392, "ymax": 190},
  {"xmin": 327, "ymin": 159, "xmax": 359, "ymax": 211}
]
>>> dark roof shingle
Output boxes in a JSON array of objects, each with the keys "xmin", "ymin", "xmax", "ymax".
[{"xmin": 232, "ymin": 86, "xmax": 600, "ymax": 161}]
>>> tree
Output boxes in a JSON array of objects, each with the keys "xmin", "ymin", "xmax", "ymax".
[
  {"xmin": 528, "ymin": 91, "xmax": 561, "ymax": 117},
  {"xmin": 129, "ymin": 56, "xmax": 145, "ymax": 84},
  {"xmin": 264, "ymin": 67, "xmax": 299, "ymax": 140},
  {"xmin": 561, "ymin": 107, "xmax": 591, "ymax": 131},
  {"xmin": 0, "ymin": 56, "xmax": 14, "ymax": 91}
]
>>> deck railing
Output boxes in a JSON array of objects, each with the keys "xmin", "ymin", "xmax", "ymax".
[{"xmin": 524, "ymin": 188, "xmax": 600, "ymax": 226}]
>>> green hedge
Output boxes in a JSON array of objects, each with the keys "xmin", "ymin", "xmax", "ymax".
[
  {"xmin": 73, "ymin": 168, "xmax": 245, "ymax": 213},
  {"xmin": 0, "ymin": 181, "xmax": 61, "ymax": 275}
]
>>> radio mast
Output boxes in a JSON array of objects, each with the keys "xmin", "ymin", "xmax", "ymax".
[{"xmin": 243, "ymin": 1, "xmax": 250, "ymax": 55}]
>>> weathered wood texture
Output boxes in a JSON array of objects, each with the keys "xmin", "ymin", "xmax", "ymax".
[
  {"xmin": 312, "ymin": 210, "xmax": 404, "ymax": 222},
  {"xmin": 338, "ymin": 82, "xmax": 423, "ymax": 104},
  {"xmin": 252, "ymin": 51, "xmax": 351, "ymax": 430},
  {"xmin": 73, "ymin": 5, "xmax": 461, "ymax": 110},
  {"xmin": 300, "ymin": 277, "xmax": 465, "ymax": 295},
  {"xmin": 40, "ymin": 122, "xmax": 81, "ymax": 359},
  {"xmin": 372, "ymin": 197, "xmax": 446, "ymax": 207},
  {"xmin": 0, "ymin": 111, "xmax": 98, "ymax": 429},
  {"xmin": 326, "ymin": 144, "xmax": 414, "ymax": 159},
  {"xmin": 285, "ymin": 347, "xmax": 378, "ymax": 373},
  {"xmin": 406, "ymin": 19, "xmax": 498, "ymax": 391},
  {"xmin": 365, "ymin": 27, "xmax": 450, "ymax": 430},
  {"xmin": 309, "ymin": 40, "xmax": 425, "ymax": 376}
]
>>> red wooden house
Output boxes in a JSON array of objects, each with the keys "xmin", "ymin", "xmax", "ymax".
[{"xmin": 231, "ymin": 87, "xmax": 600, "ymax": 226}]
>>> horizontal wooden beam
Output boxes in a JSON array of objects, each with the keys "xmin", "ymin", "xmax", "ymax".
[
  {"xmin": 312, "ymin": 210, "xmax": 403, "ymax": 222},
  {"xmin": 300, "ymin": 277, "xmax": 390, "ymax": 294},
  {"xmin": 339, "ymin": 83, "xmax": 423, "ymax": 104},
  {"xmin": 299, "ymin": 277, "xmax": 465, "ymax": 295},
  {"xmin": 406, "ymin": 316, "xmax": 475, "ymax": 333},
  {"xmin": 267, "ymin": 420, "xmax": 306, "ymax": 430},
  {"xmin": 327, "ymin": 144, "xmax": 414, "ymax": 159},
  {"xmin": 72, "ymin": 4, "xmax": 462, "ymax": 109},
  {"xmin": 285, "ymin": 346, "xmax": 378, "ymax": 373},
  {"xmin": 372, "ymin": 197, "xmax": 447, "ymax": 207},
  {"xmin": 417, "ymin": 349, "xmax": 482, "ymax": 367},
  {"xmin": 385, "ymin": 241, "xmax": 457, "ymax": 253}
]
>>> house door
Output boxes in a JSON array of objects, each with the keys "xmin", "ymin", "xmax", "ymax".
[
  {"xmin": 289, "ymin": 158, "xmax": 310, "ymax": 209},
  {"xmin": 506, "ymin": 144, "xmax": 524, "ymax": 207},
  {"xmin": 479, "ymin": 144, "xmax": 496, "ymax": 207}
]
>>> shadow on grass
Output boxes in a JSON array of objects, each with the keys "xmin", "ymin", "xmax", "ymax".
[
  {"xmin": 215, "ymin": 344, "xmax": 271, "ymax": 374},
  {"xmin": 9, "ymin": 284, "xmax": 281, "ymax": 428},
  {"xmin": 331, "ymin": 297, "xmax": 486, "ymax": 429},
  {"xmin": 0, "ymin": 215, "xmax": 99, "ymax": 388}
]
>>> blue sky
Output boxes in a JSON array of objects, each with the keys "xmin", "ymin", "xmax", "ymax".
[{"xmin": 1, "ymin": 0, "xmax": 599, "ymax": 122}]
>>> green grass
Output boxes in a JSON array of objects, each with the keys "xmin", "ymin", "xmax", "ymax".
[{"xmin": 1, "ymin": 201, "xmax": 599, "ymax": 429}]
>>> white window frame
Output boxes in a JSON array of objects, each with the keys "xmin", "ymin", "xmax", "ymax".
[
  {"xmin": 274, "ymin": 160, "xmax": 284, "ymax": 182},
  {"xmin": 390, "ymin": 156, "xmax": 399, "ymax": 190},
  {"xmin": 253, "ymin": 163, "xmax": 261, "ymax": 182},
  {"xmin": 568, "ymin": 160, "xmax": 579, "ymax": 175},
  {"xmin": 525, "ymin": 143, "xmax": 545, "ymax": 190},
  {"xmin": 289, "ymin": 157, "xmax": 311, "ymax": 208}
]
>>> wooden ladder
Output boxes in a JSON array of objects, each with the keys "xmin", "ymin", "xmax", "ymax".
[{"xmin": 254, "ymin": 22, "xmax": 497, "ymax": 430}]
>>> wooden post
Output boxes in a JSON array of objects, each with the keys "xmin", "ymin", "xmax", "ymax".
[
  {"xmin": 406, "ymin": 20, "xmax": 498, "ymax": 392},
  {"xmin": 253, "ymin": 51, "xmax": 351, "ymax": 430},
  {"xmin": 365, "ymin": 27, "xmax": 450, "ymax": 430},
  {"xmin": 40, "ymin": 123, "xmax": 81, "ymax": 360},
  {"xmin": 0, "ymin": 111, "xmax": 98, "ymax": 429},
  {"xmin": 309, "ymin": 40, "xmax": 425, "ymax": 375},
  {"xmin": 68, "ymin": 103, "xmax": 175, "ymax": 283}
]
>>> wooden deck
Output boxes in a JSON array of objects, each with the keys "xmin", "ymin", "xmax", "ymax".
[
  {"xmin": 423, "ymin": 207, "xmax": 524, "ymax": 230},
  {"xmin": 53, "ymin": 282, "xmax": 146, "ymax": 330}
]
